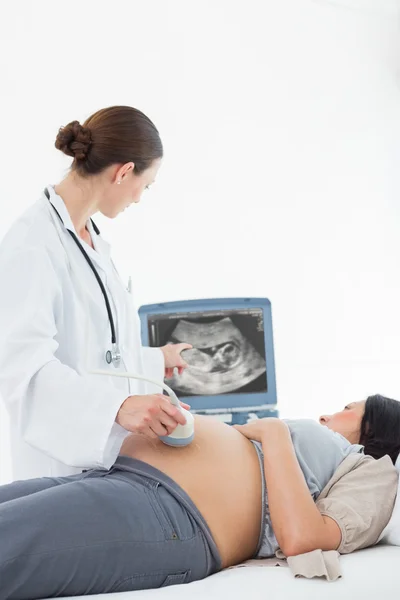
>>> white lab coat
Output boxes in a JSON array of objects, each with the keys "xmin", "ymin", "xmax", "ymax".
[{"xmin": 0, "ymin": 185, "xmax": 164, "ymax": 481}]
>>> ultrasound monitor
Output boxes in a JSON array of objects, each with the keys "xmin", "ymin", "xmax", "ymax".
[{"xmin": 138, "ymin": 298, "xmax": 277, "ymax": 415}]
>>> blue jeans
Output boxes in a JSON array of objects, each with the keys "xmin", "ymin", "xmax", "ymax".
[{"xmin": 0, "ymin": 456, "xmax": 221, "ymax": 599}]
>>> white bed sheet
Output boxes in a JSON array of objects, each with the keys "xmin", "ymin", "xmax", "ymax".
[{"xmin": 52, "ymin": 545, "xmax": 399, "ymax": 600}]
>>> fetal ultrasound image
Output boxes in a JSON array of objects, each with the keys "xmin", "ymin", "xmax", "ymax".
[{"xmin": 148, "ymin": 310, "xmax": 267, "ymax": 397}]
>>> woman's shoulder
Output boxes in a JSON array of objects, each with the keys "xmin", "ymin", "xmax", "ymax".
[
  {"xmin": 283, "ymin": 418, "xmax": 363, "ymax": 454},
  {"xmin": 0, "ymin": 197, "xmax": 67, "ymax": 266},
  {"xmin": 284, "ymin": 418, "xmax": 343, "ymax": 440}
]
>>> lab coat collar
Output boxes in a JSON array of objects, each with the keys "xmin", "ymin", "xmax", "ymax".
[
  {"xmin": 86, "ymin": 218, "xmax": 111, "ymax": 259},
  {"xmin": 46, "ymin": 184, "xmax": 80, "ymax": 236},
  {"xmin": 46, "ymin": 185, "xmax": 111, "ymax": 260}
]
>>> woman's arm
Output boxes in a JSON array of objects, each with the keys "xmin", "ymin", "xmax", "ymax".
[{"xmin": 234, "ymin": 419, "xmax": 341, "ymax": 557}]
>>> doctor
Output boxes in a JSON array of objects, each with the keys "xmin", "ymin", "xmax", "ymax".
[{"xmin": 0, "ymin": 105, "xmax": 191, "ymax": 481}]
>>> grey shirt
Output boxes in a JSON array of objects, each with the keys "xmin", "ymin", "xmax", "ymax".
[{"xmin": 253, "ymin": 419, "xmax": 363, "ymax": 558}]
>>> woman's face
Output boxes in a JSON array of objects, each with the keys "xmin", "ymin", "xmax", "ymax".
[
  {"xmin": 319, "ymin": 400, "xmax": 366, "ymax": 444},
  {"xmin": 100, "ymin": 158, "xmax": 162, "ymax": 218}
]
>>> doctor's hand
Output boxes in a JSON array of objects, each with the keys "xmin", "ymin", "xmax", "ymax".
[
  {"xmin": 160, "ymin": 343, "xmax": 193, "ymax": 379},
  {"xmin": 116, "ymin": 394, "xmax": 190, "ymax": 439}
]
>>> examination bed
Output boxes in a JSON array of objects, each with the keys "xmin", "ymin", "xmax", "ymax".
[{"xmin": 49, "ymin": 545, "xmax": 400, "ymax": 600}]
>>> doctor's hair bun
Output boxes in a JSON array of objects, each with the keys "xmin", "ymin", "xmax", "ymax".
[
  {"xmin": 55, "ymin": 121, "xmax": 92, "ymax": 161},
  {"xmin": 54, "ymin": 106, "xmax": 163, "ymax": 177}
]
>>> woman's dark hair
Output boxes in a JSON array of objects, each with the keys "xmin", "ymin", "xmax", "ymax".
[
  {"xmin": 360, "ymin": 394, "xmax": 400, "ymax": 464},
  {"xmin": 55, "ymin": 106, "xmax": 163, "ymax": 176}
]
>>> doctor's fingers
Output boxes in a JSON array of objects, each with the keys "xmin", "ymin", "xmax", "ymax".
[
  {"xmin": 138, "ymin": 425, "xmax": 159, "ymax": 439},
  {"xmin": 132, "ymin": 415, "xmax": 166, "ymax": 438},
  {"xmin": 149, "ymin": 420, "xmax": 171, "ymax": 437},
  {"xmin": 160, "ymin": 400, "xmax": 187, "ymax": 426},
  {"xmin": 158, "ymin": 413, "xmax": 180, "ymax": 435},
  {"xmin": 139, "ymin": 417, "xmax": 174, "ymax": 438}
]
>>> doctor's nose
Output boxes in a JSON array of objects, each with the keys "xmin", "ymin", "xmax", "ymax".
[{"xmin": 319, "ymin": 414, "xmax": 331, "ymax": 425}]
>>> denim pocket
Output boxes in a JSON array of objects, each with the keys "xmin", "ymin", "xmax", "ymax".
[
  {"xmin": 162, "ymin": 570, "xmax": 191, "ymax": 587},
  {"xmin": 145, "ymin": 482, "xmax": 196, "ymax": 542},
  {"xmin": 111, "ymin": 570, "xmax": 190, "ymax": 592}
]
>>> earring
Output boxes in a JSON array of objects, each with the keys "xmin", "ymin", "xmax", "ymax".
[{"xmin": 117, "ymin": 181, "xmax": 121, "ymax": 185}]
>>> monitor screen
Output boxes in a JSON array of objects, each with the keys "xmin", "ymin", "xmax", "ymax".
[{"xmin": 147, "ymin": 307, "xmax": 267, "ymax": 398}]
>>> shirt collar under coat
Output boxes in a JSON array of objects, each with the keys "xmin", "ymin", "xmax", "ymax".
[{"xmin": 46, "ymin": 184, "xmax": 112, "ymax": 263}]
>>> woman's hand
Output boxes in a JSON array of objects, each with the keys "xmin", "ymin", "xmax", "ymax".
[
  {"xmin": 116, "ymin": 394, "xmax": 190, "ymax": 439},
  {"xmin": 160, "ymin": 343, "xmax": 193, "ymax": 379},
  {"xmin": 233, "ymin": 417, "xmax": 288, "ymax": 442}
]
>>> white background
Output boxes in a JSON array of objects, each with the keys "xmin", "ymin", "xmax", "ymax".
[{"xmin": 0, "ymin": 0, "xmax": 399, "ymax": 484}]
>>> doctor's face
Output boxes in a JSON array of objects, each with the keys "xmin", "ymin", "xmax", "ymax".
[
  {"xmin": 101, "ymin": 158, "xmax": 162, "ymax": 218},
  {"xmin": 319, "ymin": 400, "xmax": 366, "ymax": 444}
]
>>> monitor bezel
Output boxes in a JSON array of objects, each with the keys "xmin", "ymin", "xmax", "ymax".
[{"xmin": 138, "ymin": 297, "xmax": 277, "ymax": 410}]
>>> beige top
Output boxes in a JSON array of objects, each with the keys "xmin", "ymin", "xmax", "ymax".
[
  {"xmin": 229, "ymin": 452, "xmax": 398, "ymax": 581},
  {"xmin": 314, "ymin": 452, "xmax": 398, "ymax": 553}
]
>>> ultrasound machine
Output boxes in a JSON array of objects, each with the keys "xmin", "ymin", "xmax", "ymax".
[{"xmin": 139, "ymin": 298, "xmax": 278, "ymax": 425}]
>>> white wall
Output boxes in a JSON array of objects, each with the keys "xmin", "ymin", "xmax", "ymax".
[{"xmin": 1, "ymin": 0, "xmax": 400, "ymax": 484}]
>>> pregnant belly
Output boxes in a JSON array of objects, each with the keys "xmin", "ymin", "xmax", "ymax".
[{"xmin": 120, "ymin": 415, "xmax": 263, "ymax": 567}]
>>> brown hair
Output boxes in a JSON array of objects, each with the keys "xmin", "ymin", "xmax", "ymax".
[{"xmin": 55, "ymin": 106, "xmax": 163, "ymax": 176}]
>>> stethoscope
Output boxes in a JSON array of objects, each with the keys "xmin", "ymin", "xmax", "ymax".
[
  {"xmin": 43, "ymin": 187, "xmax": 195, "ymax": 446},
  {"xmin": 44, "ymin": 188, "xmax": 121, "ymax": 367}
]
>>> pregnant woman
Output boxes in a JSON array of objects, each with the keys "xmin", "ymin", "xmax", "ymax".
[{"xmin": 1, "ymin": 394, "xmax": 399, "ymax": 599}]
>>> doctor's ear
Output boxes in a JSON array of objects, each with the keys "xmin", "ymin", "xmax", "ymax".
[{"xmin": 114, "ymin": 162, "xmax": 135, "ymax": 184}]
